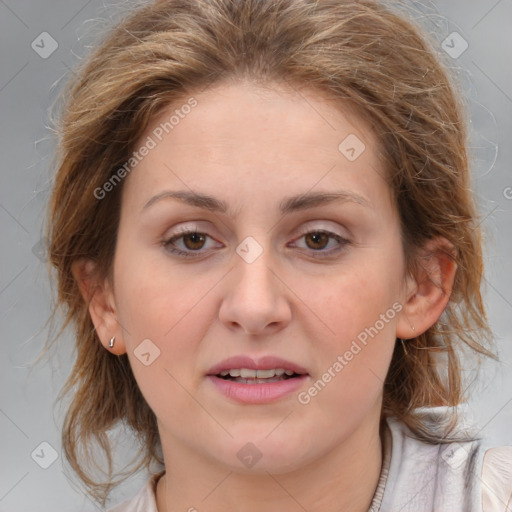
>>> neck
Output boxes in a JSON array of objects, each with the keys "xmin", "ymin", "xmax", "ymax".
[{"xmin": 156, "ymin": 411, "xmax": 384, "ymax": 512}]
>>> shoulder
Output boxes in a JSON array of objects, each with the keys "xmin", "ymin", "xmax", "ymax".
[
  {"xmin": 481, "ymin": 446, "xmax": 512, "ymax": 512},
  {"xmin": 379, "ymin": 408, "xmax": 512, "ymax": 512},
  {"xmin": 107, "ymin": 472, "xmax": 164, "ymax": 512}
]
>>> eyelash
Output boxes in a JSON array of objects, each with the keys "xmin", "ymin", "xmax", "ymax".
[{"xmin": 162, "ymin": 228, "xmax": 350, "ymax": 259}]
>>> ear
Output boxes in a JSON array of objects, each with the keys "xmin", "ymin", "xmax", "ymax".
[
  {"xmin": 71, "ymin": 259, "xmax": 127, "ymax": 355},
  {"xmin": 396, "ymin": 237, "xmax": 457, "ymax": 340}
]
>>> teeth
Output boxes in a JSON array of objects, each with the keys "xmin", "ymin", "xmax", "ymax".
[{"xmin": 219, "ymin": 368, "xmax": 295, "ymax": 378}]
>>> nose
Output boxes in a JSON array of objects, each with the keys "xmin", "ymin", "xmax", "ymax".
[{"xmin": 218, "ymin": 243, "xmax": 292, "ymax": 336}]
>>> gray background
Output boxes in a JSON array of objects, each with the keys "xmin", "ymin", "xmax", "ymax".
[{"xmin": 1, "ymin": 0, "xmax": 511, "ymax": 511}]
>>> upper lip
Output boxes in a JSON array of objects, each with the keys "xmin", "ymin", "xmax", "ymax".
[{"xmin": 207, "ymin": 355, "xmax": 309, "ymax": 376}]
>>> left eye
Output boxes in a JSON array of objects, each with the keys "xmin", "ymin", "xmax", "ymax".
[
  {"xmin": 162, "ymin": 229, "xmax": 349, "ymax": 258},
  {"xmin": 290, "ymin": 230, "xmax": 349, "ymax": 256}
]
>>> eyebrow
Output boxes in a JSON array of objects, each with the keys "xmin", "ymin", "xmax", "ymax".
[{"xmin": 141, "ymin": 189, "xmax": 372, "ymax": 216}]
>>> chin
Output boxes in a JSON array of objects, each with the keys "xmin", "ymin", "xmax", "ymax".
[{"xmin": 206, "ymin": 434, "xmax": 317, "ymax": 475}]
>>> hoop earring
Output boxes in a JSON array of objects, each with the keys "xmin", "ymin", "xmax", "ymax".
[{"xmin": 109, "ymin": 336, "xmax": 115, "ymax": 349}]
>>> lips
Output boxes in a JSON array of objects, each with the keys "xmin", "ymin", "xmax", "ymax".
[
  {"xmin": 206, "ymin": 355, "xmax": 310, "ymax": 403},
  {"xmin": 207, "ymin": 355, "xmax": 309, "ymax": 377}
]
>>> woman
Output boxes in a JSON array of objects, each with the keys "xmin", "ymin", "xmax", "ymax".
[{"xmin": 45, "ymin": 0, "xmax": 512, "ymax": 510}]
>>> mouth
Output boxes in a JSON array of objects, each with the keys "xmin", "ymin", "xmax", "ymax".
[
  {"xmin": 215, "ymin": 368, "xmax": 304, "ymax": 384},
  {"xmin": 206, "ymin": 355, "xmax": 309, "ymax": 403}
]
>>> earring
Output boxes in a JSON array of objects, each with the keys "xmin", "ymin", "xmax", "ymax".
[
  {"xmin": 400, "ymin": 337, "xmax": 409, "ymax": 356},
  {"xmin": 109, "ymin": 336, "xmax": 115, "ymax": 348}
]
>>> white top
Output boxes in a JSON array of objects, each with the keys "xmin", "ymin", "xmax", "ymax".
[{"xmin": 107, "ymin": 411, "xmax": 512, "ymax": 512}]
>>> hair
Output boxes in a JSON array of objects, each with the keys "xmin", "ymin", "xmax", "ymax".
[{"xmin": 44, "ymin": 0, "xmax": 495, "ymax": 506}]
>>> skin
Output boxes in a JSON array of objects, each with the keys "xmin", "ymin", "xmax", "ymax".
[{"xmin": 75, "ymin": 78, "xmax": 456, "ymax": 512}]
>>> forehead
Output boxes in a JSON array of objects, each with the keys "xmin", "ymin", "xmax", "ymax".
[
  {"xmin": 147, "ymin": 79, "xmax": 377, "ymax": 155},
  {"xmin": 123, "ymin": 79, "xmax": 390, "ymax": 214}
]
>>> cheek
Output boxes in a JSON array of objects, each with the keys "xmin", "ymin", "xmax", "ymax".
[
  {"xmin": 115, "ymin": 268, "xmax": 218, "ymax": 368},
  {"xmin": 113, "ymin": 231, "xmax": 213, "ymax": 339},
  {"xmin": 114, "ymin": 267, "xmax": 213, "ymax": 420},
  {"xmin": 297, "ymin": 258, "xmax": 400, "ymax": 403},
  {"xmin": 111, "ymin": 239, "xmax": 217, "ymax": 400},
  {"xmin": 307, "ymin": 261, "xmax": 399, "ymax": 343}
]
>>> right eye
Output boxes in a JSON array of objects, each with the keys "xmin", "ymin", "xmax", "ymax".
[{"xmin": 162, "ymin": 228, "xmax": 222, "ymax": 258}]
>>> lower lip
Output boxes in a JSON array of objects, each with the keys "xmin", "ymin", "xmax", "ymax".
[{"xmin": 207, "ymin": 375, "xmax": 309, "ymax": 404}]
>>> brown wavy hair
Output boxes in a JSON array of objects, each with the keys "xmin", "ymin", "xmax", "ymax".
[{"xmin": 43, "ymin": 0, "xmax": 495, "ymax": 505}]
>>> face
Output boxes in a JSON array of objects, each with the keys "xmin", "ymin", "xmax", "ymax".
[{"xmin": 108, "ymin": 79, "xmax": 409, "ymax": 473}]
